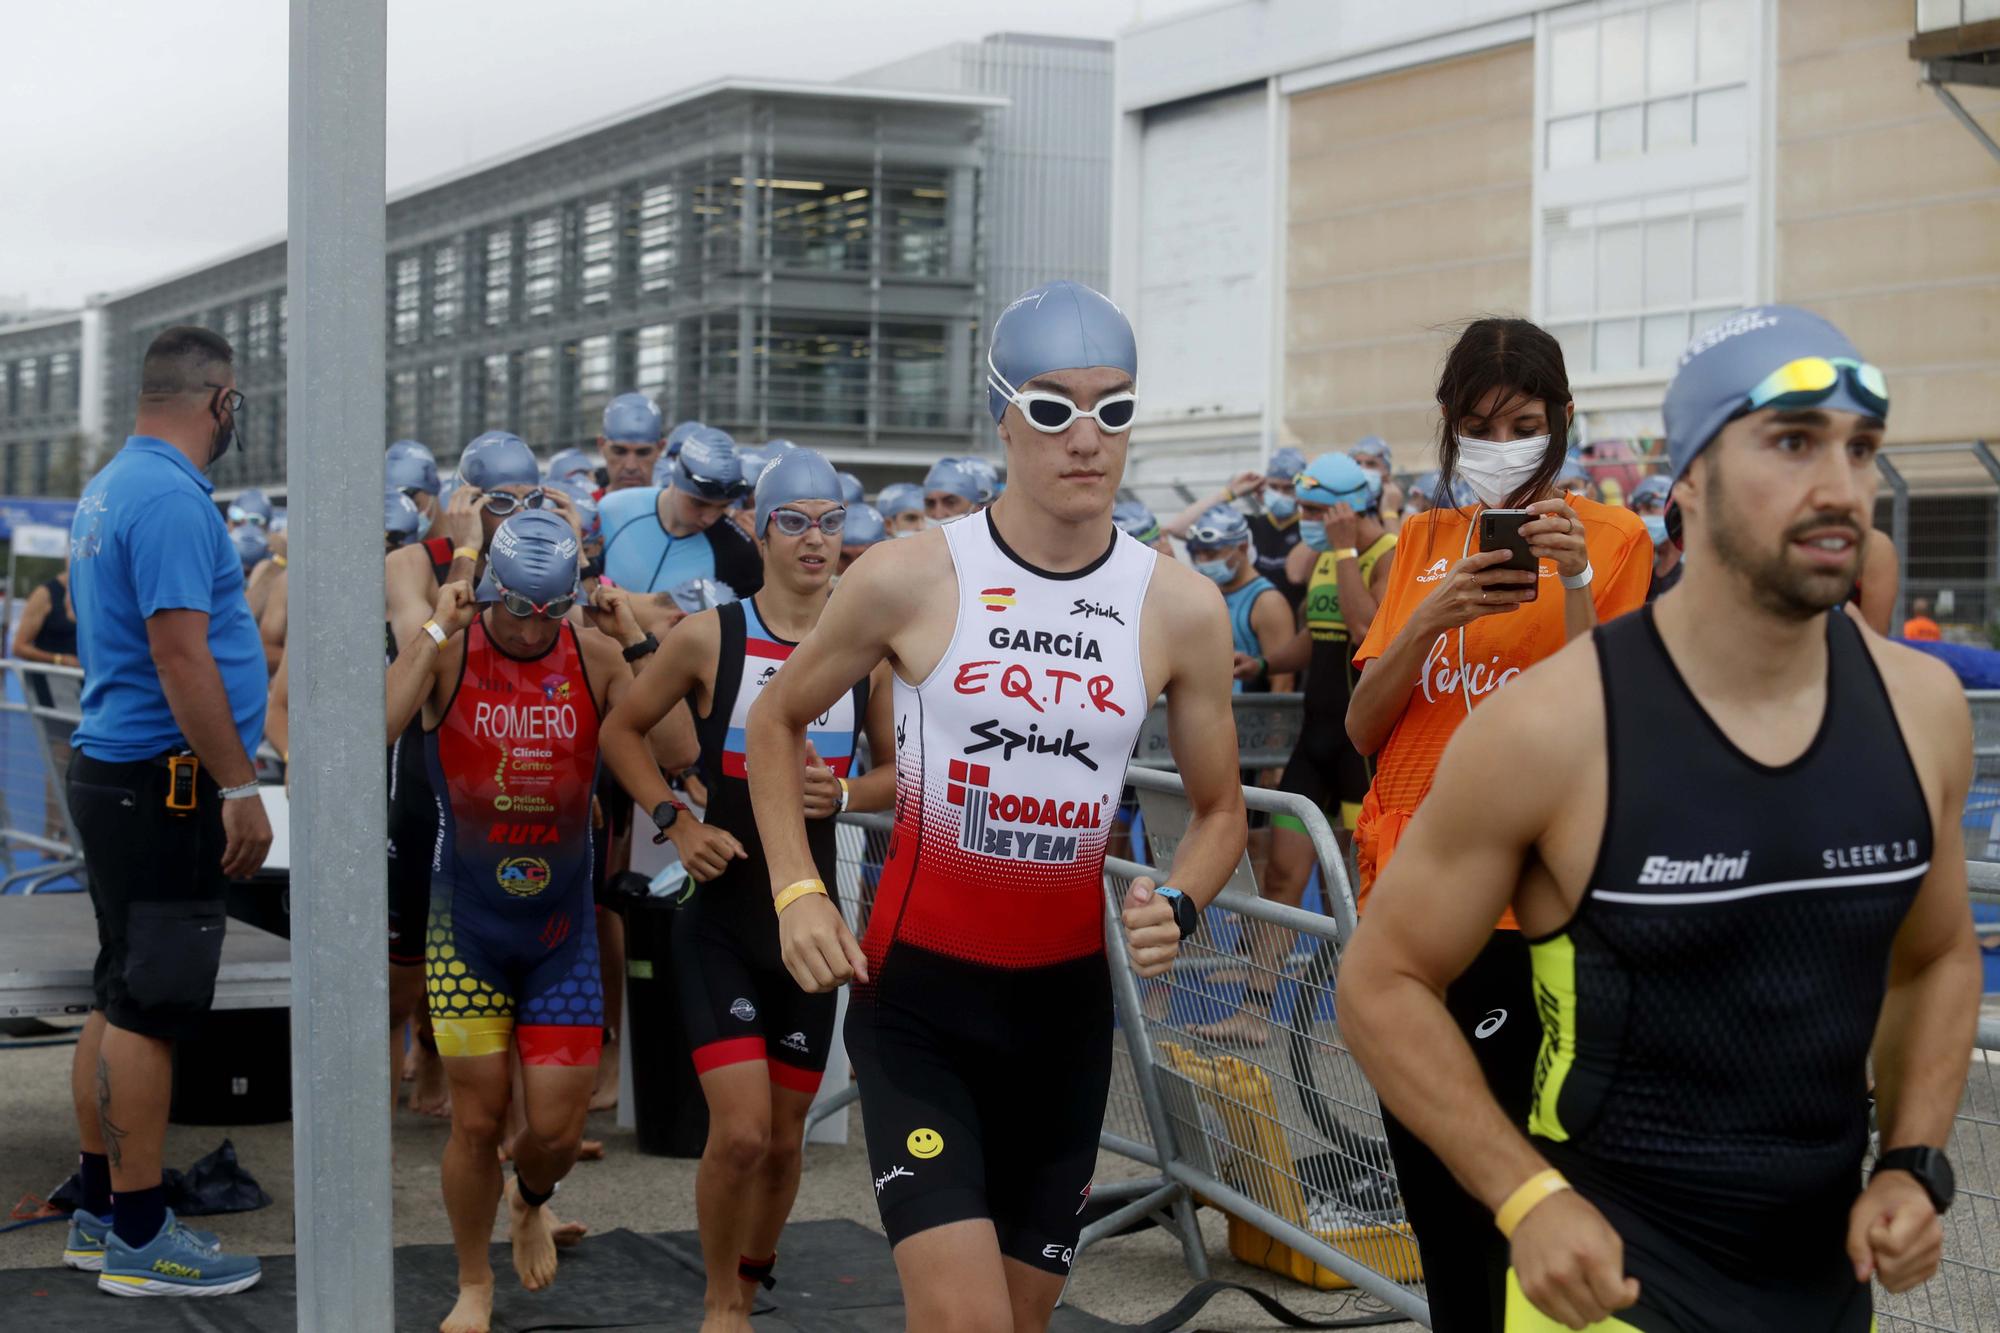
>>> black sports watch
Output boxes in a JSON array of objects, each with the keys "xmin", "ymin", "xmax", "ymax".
[
  {"xmin": 1873, "ymin": 1146, "xmax": 1954, "ymax": 1214},
  {"xmin": 650, "ymin": 800, "xmax": 681, "ymax": 840},
  {"xmin": 1154, "ymin": 886, "xmax": 1199, "ymax": 940},
  {"xmin": 623, "ymin": 633, "xmax": 660, "ymax": 662}
]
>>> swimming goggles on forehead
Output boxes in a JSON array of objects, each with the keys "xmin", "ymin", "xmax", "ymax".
[
  {"xmin": 483, "ymin": 488, "xmax": 549, "ymax": 517},
  {"xmin": 492, "ymin": 578, "xmax": 577, "ymax": 620},
  {"xmin": 227, "ymin": 507, "xmax": 267, "ymax": 527},
  {"xmin": 987, "ymin": 360, "xmax": 1137, "ymax": 435},
  {"xmin": 768, "ymin": 506, "xmax": 846, "ymax": 538},
  {"xmin": 1741, "ymin": 357, "xmax": 1889, "ymax": 420}
]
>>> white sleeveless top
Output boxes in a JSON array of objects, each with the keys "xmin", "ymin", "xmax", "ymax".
[{"xmin": 864, "ymin": 511, "xmax": 1156, "ymax": 972}]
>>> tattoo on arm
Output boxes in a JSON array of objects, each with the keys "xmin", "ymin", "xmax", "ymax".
[{"xmin": 96, "ymin": 1054, "xmax": 128, "ymax": 1170}]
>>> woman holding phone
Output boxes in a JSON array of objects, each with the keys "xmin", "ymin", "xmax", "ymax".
[{"xmin": 1343, "ymin": 317, "xmax": 1652, "ymax": 1332}]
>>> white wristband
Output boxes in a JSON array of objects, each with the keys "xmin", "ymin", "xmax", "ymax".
[
  {"xmin": 219, "ymin": 781, "xmax": 261, "ymax": 801},
  {"xmin": 1560, "ymin": 561, "xmax": 1594, "ymax": 591},
  {"xmin": 423, "ymin": 619, "xmax": 448, "ymax": 647}
]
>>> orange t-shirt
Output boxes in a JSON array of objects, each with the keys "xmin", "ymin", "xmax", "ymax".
[
  {"xmin": 1350, "ymin": 497, "xmax": 1652, "ymax": 919},
  {"xmin": 1902, "ymin": 616, "xmax": 1941, "ymax": 642}
]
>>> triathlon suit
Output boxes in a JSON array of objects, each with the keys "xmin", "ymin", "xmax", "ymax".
[
  {"xmin": 422, "ymin": 616, "xmax": 604, "ymax": 1063},
  {"xmin": 27, "ymin": 575, "xmax": 78, "ymax": 712},
  {"xmin": 1248, "ymin": 513, "xmax": 1305, "ymax": 610},
  {"xmin": 1222, "ymin": 574, "xmax": 1278, "ymax": 697},
  {"xmin": 850, "ymin": 510, "xmax": 1153, "ymax": 1274},
  {"xmin": 1509, "ymin": 606, "xmax": 1929, "ymax": 1333},
  {"xmin": 597, "ymin": 487, "xmax": 763, "ymax": 597},
  {"xmin": 385, "ymin": 536, "xmax": 456, "ymax": 966},
  {"xmin": 1645, "ymin": 557, "xmax": 1684, "ymax": 603},
  {"xmin": 676, "ymin": 597, "xmax": 865, "ymax": 1092},
  {"xmin": 1274, "ymin": 533, "xmax": 1394, "ymax": 832}
]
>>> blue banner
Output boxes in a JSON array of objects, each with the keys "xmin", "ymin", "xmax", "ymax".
[{"xmin": 0, "ymin": 497, "xmax": 79, "ymax": 541}]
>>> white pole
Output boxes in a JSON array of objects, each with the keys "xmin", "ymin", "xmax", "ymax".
[{"xmin": 287, "ymin": 0, "xmax": 392, "ymax": 1326}]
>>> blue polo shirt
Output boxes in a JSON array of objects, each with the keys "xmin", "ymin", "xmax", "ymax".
[{"xmin": 69, "ymin": 436, "xmax": 267, "ymax": 762}]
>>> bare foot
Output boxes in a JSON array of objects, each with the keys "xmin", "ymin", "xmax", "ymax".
[
  {"xmin": 698, "ymin": 1309, "xmax": 755, "ymax": 1333},
  {"xmin": 439, "ymin": 1280, "xmax": 494, "ymax": 1333},
  {"xmin": 589, "ymin": 1042, "xmax": 620, "ymax": 1111},
  {"xmin": 506, "ymin": 1177, "xmax": 560, "ymax": 1292},
  {"xmin": 1191, "ymin": 1011, "xmax": 1272, "ymax": 1046},
  {"xmin": 577, "ymin": 1138, "xmax": 605, "ymax": 1161},
  {"xmin": 407, "ymin": 1043, "xmax": 451, "ymax": 1117},
  {"xmin": 547, "ymin": 1202, "xmax": 588, "ymax": 1248}
]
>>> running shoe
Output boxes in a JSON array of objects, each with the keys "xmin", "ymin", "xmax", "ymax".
[
  {"xmin": 97, "ymin": 1214, "xmax": 259, "ymax": 1297},
  {"xmin": 63, "ymin": 1209, "xmax": 220, "ymax": 1272}
]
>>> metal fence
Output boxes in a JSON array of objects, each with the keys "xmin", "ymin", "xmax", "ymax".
[{"xmin": 0, "ymin": 659, "xmax": 83, "ymax": 892}]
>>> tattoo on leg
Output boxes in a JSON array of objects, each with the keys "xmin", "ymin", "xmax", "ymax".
[{"xmin": 96, "ymin": 1054, "xmax": 128, "ymax": 1171}]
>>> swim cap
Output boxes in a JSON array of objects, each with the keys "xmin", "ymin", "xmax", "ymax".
[
  {"xmin": 231, "ymin": 525, "xmax": 269, "ymax": 567},
  {"xmin": 668, "ymin": 577, "xmax": 737, "ymax": 613},
  {"xmin": 385, "ymin": 488, "xmax": 424, "ymax": 547},
  {"xmin": 724, "ymin": 446, "xmax": 770, "ymax": 500},
  {"xmin": 755, "ymin": 447, "xmax": 844, "ymax": 537},
  {"xmin": 1266, "ymin": 447, "xmax": 1307, "ymax": 482},
  {"xmin": 1112, "ymin": 498, "xmax": 1162, "ymax": 544},
  {"xmin": 437, "ymin": 473, "xmax": 461, "ymax": 508},
  {"xmin": 668, "ymin": 427, "xmax": 747, "ymax": 502},
  {"xmin": 986, "ymin": 280, "xmax": 1138, "ymax": 423},
  {"xmin": 549, "ymin": 474, "xmax": 602, "ymax": 543},
  {"xmin": 458, "ymin": 431, "xmax": 540, "ymax": 491},
  {"xmin": 1184, "ymin": 505, "xmax": 1250, "ymax": 552},
  {"xmin": 1349, "ymin": 436, "xmax": 1391, "ymax": 465},
  {"xmin": 876, "ymin": 482, "xmax": 923, "ymax": 518},
  {"xmin": 842, "ymin": 503, "xmax": 887, "ymax": 548},
  {"xmin": 764, "ymin": 438, "xmax": 799, "ymax": 453},
  {"xmin": 231, "ymin": 488, "xmax": 274, "ymax": 524},
  {"xmin": 1295, "ymin": 453, "xmax": 1375, "ymax": 509},
  {"xmin": 476, "ymin": 510, "xmax": 581, "ymax": 606},
  {"xmin": 1628, "ymin": 474, "xmax": 1673, "ymax": 509},
  {"xmin": 1663, "ymin": 305, "xmax": 1883, "ymax": 480},
  {"xmin": 545, "ymin": 447, "xmax": 596, "ymax": 487},
  {"xmin": 957, "ymin": 456, "xmax": 1002, "ymax": 503},
  {"xmin": 666, "ymin": 420, "xmax": 704, "ymax": 459},
  {"xmin": 602, "ymin": 392, "xmax": 664, "ymax": 444},
  {"xmin": 836, "ymin": 471, "xmax": 866, "ymax": 505},
  {"xmin": 923, "ymin": 458, "xmax": 981, "ymax": 504},
  {"xmin": 386, "ymin": 443, "xmax": 441, "ymax": 496}
]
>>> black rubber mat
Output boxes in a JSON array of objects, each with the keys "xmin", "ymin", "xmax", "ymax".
[{"xmin": 0, "ymin": 1218, "xmax": 1124, "ymax": 1331}]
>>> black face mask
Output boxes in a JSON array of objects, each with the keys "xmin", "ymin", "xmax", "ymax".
[{"xmin": 209, "ymin": 410, "xmax": 235, "ymax": 468}]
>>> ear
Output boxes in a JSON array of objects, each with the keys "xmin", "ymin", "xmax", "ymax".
[{"xmin": 1563, "ymin": 399, "xmax": 1576, "ymax": 432}]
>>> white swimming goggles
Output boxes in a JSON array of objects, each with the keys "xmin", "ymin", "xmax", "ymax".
[{"xmin": 987, "ymin": 359, "xmax": 1138, "ymax": 435}]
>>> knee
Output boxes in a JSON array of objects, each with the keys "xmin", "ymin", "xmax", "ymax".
[
  {"xmin": 759, "ymin": 1130, "xmax": 802, "ymax": 1179},
  {"xmin": 451, "ymin": 1102, "xmax": 507, "ymax": 1151},
  {"xmin": 708, "ymin": 1119, "xmax": 771, "ymax": 1175}
]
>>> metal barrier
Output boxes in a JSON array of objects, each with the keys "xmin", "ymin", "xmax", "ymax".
[
  {"xmin": 0, "ymin": 659, "xmax": 84, "ymax": 893},
  {"xmin": 1133, "ymin": 692, "xmax": 1303, "ymax": 771},
  {"xmin": 1969, "ymin": 692, "xmax": 2000, "ymax": 861}
]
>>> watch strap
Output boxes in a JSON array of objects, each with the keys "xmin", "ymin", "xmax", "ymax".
[{"xmin": 623, "ymin": 632, "xmax": 660, "ymax": 662}]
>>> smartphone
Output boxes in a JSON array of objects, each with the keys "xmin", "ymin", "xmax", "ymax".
[{"xmin": 1478, "ymin": 508, "xmax": 1540, "ymax": 600}]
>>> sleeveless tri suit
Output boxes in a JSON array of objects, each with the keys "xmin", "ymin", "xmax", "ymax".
[
  {"xmin": 849, "ymin": 511, "xmax": 1155, "ymax": 1274},
  {"xmin": 421, "ymin": 616, "xmax": 605, "ymax": 1064}
]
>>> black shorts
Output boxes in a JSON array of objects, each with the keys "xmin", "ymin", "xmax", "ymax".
[
  {"xmin": 672, "ymin": 887, "xmax": 836, "ymax": 1094},
  {"xmin": 67, "ymin": 751, "xmax": 230, "ymax": 1042},
  {"xmin": 386, "ymin": 730, "xmax": 436, "ymax": 967},
  {"xmin": 848, "ymin": 943, "xmax": 1112, "ymax": 1275}
]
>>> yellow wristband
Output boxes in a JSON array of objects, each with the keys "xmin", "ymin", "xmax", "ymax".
[
  {"xmin": 452, "ymin": 545, "xmax": 479, "ymax": 563},
  {"xmin": 1495, "ymin": 1169, "xmax": 1570, "ymax": 1238},
  {"xmin": 272, "ymin": 555, "xmax": 288, "ymax": 568},
  {"xmin": 422, "ymin": 619, "xmax": 447, "ymax": 647},
  {"xmin": 773, "ymin": 878, "xmax": 829, "ymax": 915},
  {"xmin": 1331, "ymin": 547, "xmax": 1359, "ymax": 562}
]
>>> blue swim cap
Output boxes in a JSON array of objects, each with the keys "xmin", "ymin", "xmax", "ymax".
[
  {"xmin": 459, "ymin": 431, "xmax": 540, "ymax": 491},
  {"xmin": 665, "ymin": 420, "xmax": 704, "ymax": 459},
  {"xmin": 386, "ymin": 443, "xmax": 441, "ymax": 496},
  {"xmin": 986, "ymin": 280, "xmax": 1138, "ymax": 423},
  {"xmin": 755, "ymin": 447, "xmax": 844, "ymax": 537},
  {"xmin": 1185, "ymin": 504, "xmax": 1250, "ymax": 552},
  {"xmin": 231, "ymin": 524, "xmax": 269, "ymax": 568},
  {"xmin": 1663, "ymin": 305, "xmax": 1881, "ymax": 480},
  {"xmin": 1296, "ymin": 453, "xmax": 1375, "ymax": 509},
  {"xmin": 385, "ymin": 488, "xmax": 424, "ymax": 547},
  {"xmin": 924, "ymin": 458, "xmax": 981, "ymax": 504},
  {"xmin": 602, "ymin": 393, "xmax": 664, "ymax": 444},
  {"xmin": 1350, "ymin": 435, "xmax": 1391, "ymax": 465},
  {"xmin": 477, "ymin": 510, "xmax": 581, "ymax": 606},
  {"xmin": 1266, "ymin": 447, "xmax": 1307, "ymax": 482},
  {"xmin": 545, "ymin": 447, "xmax": 596, "ymax": 488},
  {"xmin": 725, "ymin": 446, "xmax": 770, "ymax": 501},
  {"xmin": 1628, "ymin": 474, "xmax": 1673, "ymax": 509},
  {"xmin": 231, "ymin": 488, "xmax": 274, "ymax": 524},
  {"xmin": 549, "ymin": 474, "xmax": 602, "ymax": 543},
  {"xmin": 669, "ymin": 427, "xmax": 747, "ymax": 502},
  {"xmin": 842, "ymin": 503, "xmax": 887, "ymax": 548},
  {"xmin": 668, "ymin": 577, "xmax": 737, "ymax": 613},
  {"xmin": 875, "ymin": 482, "xmax": 923, "ymax": 518},
  {"xmin": 1112, "ymin": 498, "xmax": 1162, "ymax": 544},
  {"xmin": 957, "ymin": 456, "xmax": 1002, "ymax": 503},
  {"xmin": 836, "ymin": 471, "xmax": 866, "ymax": 505},
  {"xmin": 764, "ymin": 438, "xmax": 799, "ymax": 453}
]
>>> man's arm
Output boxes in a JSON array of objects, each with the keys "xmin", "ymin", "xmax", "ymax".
[
  {"xmin": 149, "ymin": 609, "xmax": 271, "ymax": 878},
  {"xmin": 258, "ymin": 566, "xmax": 287, "ymax": 673},
  {"xmin": 266, "ymin": 650, "xmax": 289, "ymax": 761},
  {"xmin": 599, "ymin": 610, "xmax": 716, "ymax": 823},
  {"xmin": 1150, "ymin": 564, "xmax": 1249, "ymax": 914},
  {"xmin": 1162, "ymin": 472, "xmax": 1263, "ymax": 538},
  {"xmin": 385, "ymin": 583, "xmax": 473, "ymax": 739},
  {"xmin": 1248, "ymin": 586, "xmax": 1296, "ymax": 694},
  {"xmin": 10, "ymin": 585, "xmax": 57, "ymax": 664}
]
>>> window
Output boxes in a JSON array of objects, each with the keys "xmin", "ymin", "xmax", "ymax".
[
  {"xmin": 247, "ymin": 299, "xmax": 272, "ymax": 362},
  {"xmin": 425, "ymin": 361, "xmax": 460, "ymax": 449},
  {"xmin": 220, "ymin": 305, "xmax": 242, "ymax": 354},
  {"xmin": 759, "ymin": 174, "xmax": 872, "ymax": 274},
  {"xmin": 761, "ymin": 318, "xmax": 869, "ymax": 427},
  {"xmin": 631, "ymin": 324, "xmax": 673, "ymax": 406},
  {"xmin": 886, "ymin": 181, "xmax": 950, "ymax": 277},
  {"xmin": 517, "ymin": 346, "xmax": 557, "ymax": 445},
  {"xmin": 1543, "ymin": 196, "xmax": 1746, "ymax": 376},
  {"xmin": 522, "ymin": 212, "xmax": 564, "ymax": 319},
  {"xmin": 47, "ymin": 352, "xmax": 75, "ymax": 412},
  {"xmin": 17, "ymin": 358, "xmax": 38, "ymax": 415},
  {"xmin": 637, "ymin": 184, "xmax": 677, "ymax": 294},
  {"xmin": 485, "ymin": 228, "xmax": 514, "ymax": 328},
  {"xmin": 576, "ymin": 334, "xmax": 614, "ymax": 436},
  {"xmin": 580, "ymin": 200, "xmax": 616, "ymax": 307},
  {"xmin": 880, "ymin": 323, "xmax": 949, "ymax": 429},
  {"xmin": 393, "ymin": 254, "xmax": 423, "ymax": 347},
  {"xmin": 277, "ymin": 294, "xmax": 289, "ymax": 359},
  {"xmin": 1541, "ymin": 0, "xmax": 1751, "ymax": 168},
  {"xmin": 481, "ymin": 352, "xmax": 511, "ymax": 431},
  {"xmin": 390, "ymin": 368, "xmax": 420, "ymax": 440},
  {"xmin": 432, "ymin": 242, "xmax": 462, "ymax": 340}
]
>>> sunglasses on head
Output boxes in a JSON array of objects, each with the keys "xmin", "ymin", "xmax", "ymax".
[
  {"xmin": 483, "ymin": 488, "xmax": 548, "ymax": 517},
  {"xmin": 494, "ymin": 581, "xmax": 577, "ymax": 620},
  {"xmin": 768, "ymin": 506, "xmax": 846, "ymax": 538},
  {"xmin": 1741, "ymin": 356, "xmax": 1889, "ymax": 420},
  {"xmin": 988, "ymin": 360, "xmax": 1137, "ymax": 435}
]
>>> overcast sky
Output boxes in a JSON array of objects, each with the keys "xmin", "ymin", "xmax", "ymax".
[{"xmin": 4, "ymin": 0, "xmax": 1207, "ymax": 311}]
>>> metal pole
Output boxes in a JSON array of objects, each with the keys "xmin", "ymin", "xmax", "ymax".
[
  {"xmin": 288, "ymin": 1, "xmax": 392, "ymax": 1329},
  {"xmin": 1875, "ymin": 453, "xmax": 1909, "ymax": 636}
]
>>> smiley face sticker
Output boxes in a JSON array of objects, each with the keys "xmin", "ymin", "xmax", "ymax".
[{"xmin": 906, "ymin": 1127, "xmax": 944, "ymax": 1160}]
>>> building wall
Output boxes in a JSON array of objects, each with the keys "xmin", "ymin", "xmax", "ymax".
[
  {"xmin": 1775, "ymin": 0, "xmax": 2000, "ymax": 459},
  {"xmin": 0, "ymin": 315, "xmax": 87, "ymax": 496},
  {"xmin": 1284, "ymin": 42, "xmax": 1535, "ymax": 470}
]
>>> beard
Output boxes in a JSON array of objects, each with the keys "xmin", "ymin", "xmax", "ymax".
[{"xmin": 1703, "ymin": 455, "xmax": 1861, "ymax": 622}]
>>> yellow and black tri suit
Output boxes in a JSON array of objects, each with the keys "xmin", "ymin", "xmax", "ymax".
[
  {"xmin": 1513, "ymin": 607, "xmax": 1928, "ymax": 1333},
  {"xmin": 1273, "ymin": 530, "xmax": 1395, "ymax": 832}
]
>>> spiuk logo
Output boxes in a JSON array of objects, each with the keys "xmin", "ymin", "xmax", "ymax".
[{"xmin": 497, "ymin": 856, "xmax": 552, "ymax": 898}]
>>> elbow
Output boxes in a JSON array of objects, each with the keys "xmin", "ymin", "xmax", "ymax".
[{"xmin": 1344, "ymin": 704, "xmax": 1380, "ymax": 758}]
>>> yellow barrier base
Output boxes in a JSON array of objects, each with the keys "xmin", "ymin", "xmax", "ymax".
[{"xmin": 1225, "ymin": 1211, "xmax": 1424, "ymax": 1292}]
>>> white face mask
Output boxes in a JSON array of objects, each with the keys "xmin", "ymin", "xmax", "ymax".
[{"xmin": 1454, "ymin": 434, "xmax": 1550, "ymax": 509}]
